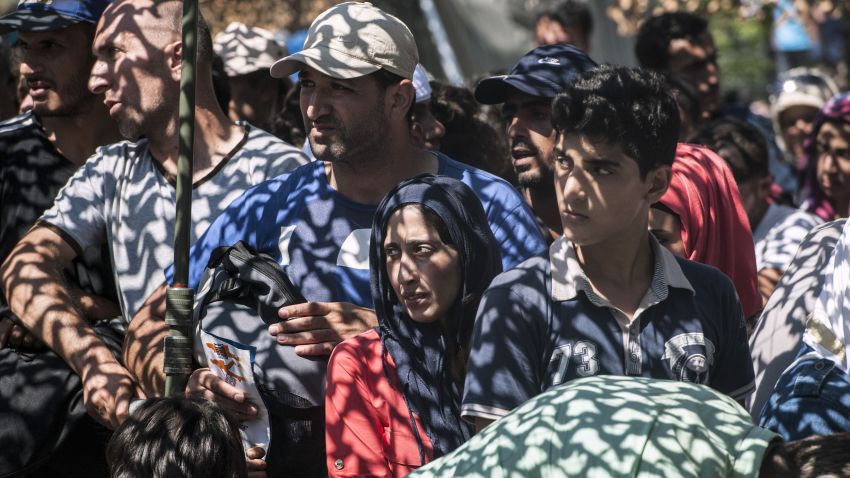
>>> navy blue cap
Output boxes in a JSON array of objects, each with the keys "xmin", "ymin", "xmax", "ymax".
[
  {"xmin": 475, "ymin": 44, "xmax": 597, "ymax": 104},
  {"xmin": 0, "ymin": 0, "xmax": 112, "ymax": 34}
]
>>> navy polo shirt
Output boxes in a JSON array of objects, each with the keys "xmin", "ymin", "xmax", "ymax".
[{"xmin": 462, "ymin": 235, "xmax": 755, "ymax": 421}]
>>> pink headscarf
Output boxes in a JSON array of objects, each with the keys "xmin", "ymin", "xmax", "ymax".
[{"xmin": 659, "ymin": 143, "xmax": 762, "ymax": 319}]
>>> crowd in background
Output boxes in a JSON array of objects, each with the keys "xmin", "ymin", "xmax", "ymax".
[{"xmin": 1, "ymin": 0, "xmax": 850, "ymax": 477}]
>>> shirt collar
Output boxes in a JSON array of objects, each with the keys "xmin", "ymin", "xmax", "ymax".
[{"xmin": 550, "ymin": 235, "xmax": 695, "ymax": 302}]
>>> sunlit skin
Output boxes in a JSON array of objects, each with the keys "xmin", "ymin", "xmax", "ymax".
[
  {"xmin": 648, "ymin": 208, "xmax": 687, "ymax": 257},
  {"xmin": 16, "ymin": 23, "xmax": 98, "ymax": 117},
  {"xmin": 89, "ymin": 5, "xmax": 177, "ymax": 141},
  {"xmin": 383, "ymin": 206, "xmax": 461, "ymax": 324},
  {"xmin": 816, "ymin": 121, "xmax": 850, "ymax": 218},
  {"xmin": 779, "ymin": 104, "xmax": 820, "ymax": 164},
  {"xmin": 667, "ymin": 33, "xmax": 719, "ymax": 121},
  {"xmin": 299, "ymin": 66, "xmax": 389, "ymax": 165},
  {"xmin": 504, "ymin": 89, "xmax": 557, "ymax": 188},
  {"xmin": 554, "ymin": 133, "xmax": 668, "ymax": 248}
]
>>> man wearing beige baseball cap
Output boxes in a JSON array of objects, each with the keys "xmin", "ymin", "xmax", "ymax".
[
  {"xmin": 214, "ymin": 22, "xmax": 290, "ymax": 130},
  {"xmin": 139, "ymin": 4, "xmax": 544, "ymax": 473}
]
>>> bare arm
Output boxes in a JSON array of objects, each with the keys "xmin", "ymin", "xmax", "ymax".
[
  {"xmin": 1, "ymin": 225, "xmax": 136, "ymax": 429},
  {"xmin": 124, "ymin": 283, "xmax": 169, "ymax": 397},
  {"xmin": 757, "ymin": 267, "xmax": 783, "ymax": 307}
]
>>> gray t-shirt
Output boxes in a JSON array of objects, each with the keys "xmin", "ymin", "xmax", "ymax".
[
  {"xmin": 753, "ymin": 203, "xmax": 822, "ymax": 272},
  {"xmin": 40, "ymin": 124, "xmax": 308, "ymax": 320},
  {"xmin": 748, "ymin": 219, "xmax": 846, "ymax": 418}
]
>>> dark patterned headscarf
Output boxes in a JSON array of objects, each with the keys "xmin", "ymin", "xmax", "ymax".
[
  {"xmin": 370, "ymin": 174, "xmax": 502, "ymax": 463},
  {"xmin": 801, "ymin": 92, "xmax": 850, "ymax": 221}
]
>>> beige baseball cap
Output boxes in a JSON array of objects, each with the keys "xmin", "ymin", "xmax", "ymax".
[
  {"xmin": 214, "ymin": 22, "xmax": 287, "ymax": 77},
  {"xmin": 270, "ymin": 2, "xmax": 419, "ymax": 80}
]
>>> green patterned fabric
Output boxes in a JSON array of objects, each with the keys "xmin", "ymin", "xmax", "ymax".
[{"xmin": 410, "ymin": 376, "xmax": 777, "ymax": 478}]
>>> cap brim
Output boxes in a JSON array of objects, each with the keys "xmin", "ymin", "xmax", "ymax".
[
  {"xmin": 474, "ymin": 74, "xmax": 561, "ymax": 104},
  {"xmin": 0, "ymin": 10, "xmax": 84, "ymax": 34},
  {"xmin": 270, "ymin": 46, "xmax": 381, "ymax": 79}
]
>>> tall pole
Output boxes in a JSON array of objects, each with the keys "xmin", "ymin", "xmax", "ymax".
[{"xmin": 164, "ymin": 0, "xmax": 199, "ymax": 398}]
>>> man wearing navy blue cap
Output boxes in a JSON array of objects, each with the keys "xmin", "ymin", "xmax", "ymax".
[
  {"xmin": 475, "ymin": 44, "xmax": 596, "ymax": 241},
  {"xmin": 0, "ymin": 0, "xmax": 123, "ymax": 475}
]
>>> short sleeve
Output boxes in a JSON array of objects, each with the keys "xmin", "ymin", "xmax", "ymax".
[
  {"xmin": 325, "ymin": 340, "xmax": 392, "ymax": 478},
  {"xmin": 38, "ymin": 154, "xmax": 107, "ymax": 253},
  {"xmin": 487, "ymin": 194, "xmax": 547, "ymax": 271},
  {"xmin": 169, "ymin": 184, "xmax": 266, "ymax": 289},
  {"xmin": 711, "ymin": 280, "xmax": 756, "ymax": 402},
  {"xmin": 462, "ymin": 285, "xmax": 548, "ymax": 421}
]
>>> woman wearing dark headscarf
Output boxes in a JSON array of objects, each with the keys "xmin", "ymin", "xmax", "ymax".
[
  {"xmin": 800, "ymin": 92, "xmax": 850, "ymax": 221},
  {"xmin": 649, "ymin": 143, "xmax": 762, "ymax": 322},
  {"xmin": 325, "ymin": 175, "xmax": 502, "ymax": 477}
]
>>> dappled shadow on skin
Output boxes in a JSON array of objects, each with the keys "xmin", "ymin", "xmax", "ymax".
[
  {"xmin": 409, "ymin": 376, "xmax": 774, "ymax": 477},
  {"xmin": 749, "ymin": 219, "xmax": 846, "ymax": 418}
]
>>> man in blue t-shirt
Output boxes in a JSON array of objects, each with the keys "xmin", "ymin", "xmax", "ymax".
[
  {"xmin": 462, "ymin": 65, "xmax": 755, "ymax": 431},
  {"xmin": 128, "ymin": 2, "xmax": 544, "ymax": 403}
]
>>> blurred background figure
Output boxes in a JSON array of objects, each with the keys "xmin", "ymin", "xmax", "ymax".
[
  {"xmin": 770, "ymin": 0, "xmax": 817, "ymax": 72},
  {"xmin": 533, "ymin": 0, "xmax": 593, "ymax": 53},
  {"xmin": 800, "ymin": 92, "xmax": 850, "ymax": 221},
  {"xmin": 271, "ymin": 82, "xmax": 306, "ymax": 149},
  {"xmin": 213, "ymin": 22, "xmax": 290, "ymax": 131},
  {"xmin": 410, "ymin": 63, "xmax": 446, "ymax": 151},
  {"xmin": 689, "ymin": 116, "xmax": 822, "ymax": 303},
  {"xmin": 649, "ymin": 143, "xmax": 762, "ymax": 322},
  {"xmin": 427, "ymin": 81, "xmax": 514, "ymax": 182},
  {"xmin": 769, "ymin": 67, "xmax": 839, "ymax": 175}
]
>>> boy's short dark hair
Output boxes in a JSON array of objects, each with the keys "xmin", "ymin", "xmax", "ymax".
[
  {"xmin": 635, "ymin": 12, "xmax": 709, "ymax": 70},
  {"xmin": 106, "ymin": 397, "xmax": 246, "ymax": 478},
  {"xmin": 536, "ymin": 0, "xmax": 594, "ymax": 39},
  {"xmin": 551, "ymin": 65, "xmax": 680, "ymax": 177},
  {"xmin": 761, "ymin": 433, "xmax": 850, "ymax": 478},
  {"xmin": 688, "ymin": 116, "xmax": 769, "ymax": 184}
]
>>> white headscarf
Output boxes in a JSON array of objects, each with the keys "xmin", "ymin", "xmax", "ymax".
[{"xmin": 803, "ymin": 220, "xmax": 850, "ymax": 373}]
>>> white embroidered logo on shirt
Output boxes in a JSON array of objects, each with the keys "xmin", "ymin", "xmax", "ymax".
[{"xmin": 662, "ymin": 333, "xmax": 715, "ymax": 385}]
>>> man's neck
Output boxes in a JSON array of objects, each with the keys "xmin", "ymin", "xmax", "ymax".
[
  {"xmin": 523, "ymin": 186, "xmax": 562, "ymax": 240},
  {"xmin": 326, "ymin": 140, "xmax": 440, "ymax": 205},
  {"xmin": 749, "ymin": 200, "xmax": 771, "ymax": 232},
  {"xmin": 41, "ymin": 103, "xmax": 121, "ymax": 166},
  {"xmin": 574, "ymin": 222, "xmax": 654, "ymax": 318},
  {"xmin": 149, "ymin": 99, "xmax": 241, "ymax": 184}
]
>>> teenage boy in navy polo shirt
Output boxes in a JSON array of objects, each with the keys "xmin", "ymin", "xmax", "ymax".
[{"xmin": 461, "ymin": 65, "xmax": 754, "ymax": 431}]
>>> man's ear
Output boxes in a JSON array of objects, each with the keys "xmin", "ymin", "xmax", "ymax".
[
  {"xmin": 165, "ymin": 40, "xmax": 182, "ymax": 82},
  {"xmin": 646, "ymin": 165, "xmax": 672, "ymax": 203},
  {"xmin": 389, "ymin": 79, "xmax": 415, "ymax": 121}
]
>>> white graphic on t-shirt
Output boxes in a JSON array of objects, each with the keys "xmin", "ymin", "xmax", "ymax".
[
  {"xmin": 662, "ymin": 333, "xmax": 716, "ymax": 384},
  {"xmin": 549, "ymin": 340, "xmax": 599, "ymax": 385},
  {"xmin": 336, "ymin": 228, "xmax": 371, "ymax": 269},
  {"xmin": 277, "ymin": 225, "xmax": 297, "ymax": 266}
]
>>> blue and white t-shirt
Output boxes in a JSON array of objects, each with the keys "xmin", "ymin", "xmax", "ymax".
[
  {"xmin": 175, "ymin": 153, "xmax": 546, "ymax": 306},
  {"xmin": 462, "ymin": 235, "xmax": 755, "ymax": 421}
]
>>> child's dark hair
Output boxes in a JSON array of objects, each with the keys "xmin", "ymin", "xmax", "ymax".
[
  {"xmin": 688, "ymin": 116, "xmax": 769, "ymax": 184},
  {"xmin": 635, "ymin": 12, "xmax": 709, "ymax": 70},
  {"xmin": 551, "ymin": 65, "xmax": 680, "ymax": 177},
  {"xmin": 106, "ymin": 397, "xmax": 247, "ymax": 478}
]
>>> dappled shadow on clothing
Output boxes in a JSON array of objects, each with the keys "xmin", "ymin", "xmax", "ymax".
[
  {"xmin": 409, "ymin": 376, "xmax": 773, "ymax": 477},
  {"xmin": 749, "ymin": 219, "xmax": 846, "ymax": 418}
]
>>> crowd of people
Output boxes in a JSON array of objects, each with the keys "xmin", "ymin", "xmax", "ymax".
[{"xmin": 0, "ymin": 0, "xmax": 849, "ymax": 476}]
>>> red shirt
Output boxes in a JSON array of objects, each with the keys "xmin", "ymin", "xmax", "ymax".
[{"xmin": 326, "ymin": 329, "xmax": 434, "ymax": 477}]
